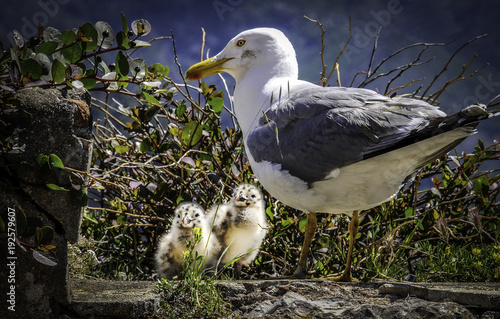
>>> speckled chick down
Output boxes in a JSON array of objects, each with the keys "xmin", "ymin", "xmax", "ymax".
[
  {"xmin": 207, "ymin": 184, "xmax": 268, "ymax": 278},
  {"xmin": 155, "ymin": 202, "xmax": 220, "ymax": 279}
]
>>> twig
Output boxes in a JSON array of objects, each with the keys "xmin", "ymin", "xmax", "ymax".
[
  {"xmin": 304, "ymin": 16, "xmax": 328, "ymax": 86},
  {"xmin": 170, "ymin": 30, "xmax": 193, "ymax": 102},
  {"xmin": 326, "ymin": 16, "xmax": 352, "ymax": 87},
  {"xmin": 91, "ymin": 101, "xmax": 128, "ymax": 129},
  {"xmin": 305, "ymin": 16, "xmax": 352, "ymax": 87},
  {"xmin": 421, "ymin": 34, "xmax": 487, "ymax": 99},
  {"xmin": 366, "ymin": 26, "xmax": 382, "ymax": 80},
  {"xmin": 427, "ymin": 55, "xmax": 488, "ymax": 104},
  {"xmin": 357, "ymin": 41, "xmax": 450, "ymax": 89},
  {"xmin": 64, "ymin": 166, "xmax": 123, "ymax": 189},
  {"xmin": 89, "ymin": 207, "xmax": 166, "ymax": 222}
]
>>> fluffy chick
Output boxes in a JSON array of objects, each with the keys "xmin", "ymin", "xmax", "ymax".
[
  {"xmin": 155, "ymin": 202, "xmax": 219, "ymax": 279},
  {"xmin": 208, "ymin": 184, "xmax": 268, "ymax": 279}
]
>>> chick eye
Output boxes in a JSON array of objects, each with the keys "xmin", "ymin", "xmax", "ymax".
[{"xmin": 236, "ymin": 39, "xmax": 246, "ymax": 47}]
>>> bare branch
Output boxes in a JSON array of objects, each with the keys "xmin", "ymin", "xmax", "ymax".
[{"xmin": 421, "ymin": 34, "xmax": 487, "ymax": 99}]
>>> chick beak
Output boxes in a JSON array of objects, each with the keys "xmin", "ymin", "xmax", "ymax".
[
  {"xmin": 182, "ymin": 215, "xmax": 192, "ymax": 226},
  {"xmin": 235, "ymin": 194, "xmax": 248, "ymax": 207}
]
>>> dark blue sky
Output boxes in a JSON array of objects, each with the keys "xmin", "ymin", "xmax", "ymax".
[{"xmin": 1, "ymin": 0, "xmax": 499, "ymax": 151}]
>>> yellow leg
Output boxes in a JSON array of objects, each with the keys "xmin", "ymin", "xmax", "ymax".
[
  {"xmin": 331, "ymin": 211, "xmax": 359, "ymax": 282},
  {"xmin": 293, "ymin": 212, "xmax": 317, "ymax": 278}
]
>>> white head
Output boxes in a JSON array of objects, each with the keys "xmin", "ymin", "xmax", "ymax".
[
  {"xmin": 172, "ymin": 202, "xmax": 206, "ymax": 229},
  {"xmin": 232, "ymin": 184, "xmax": 263, "ymax": 208},
  {"xmin": 186, "ymin": 28, "xmax": 298, "ymax": 83}
]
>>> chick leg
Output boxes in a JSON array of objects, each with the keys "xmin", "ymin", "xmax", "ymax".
[
  {"xmin": 293, "ymin": 212, "xmax": 317, "ymax": 278},
  {"xmin": 234, "ymin": 260, "xmax": 243, "ymax": 279}
]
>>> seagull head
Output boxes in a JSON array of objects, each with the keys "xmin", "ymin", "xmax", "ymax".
[{"xmin": 186, "ymin": 28, "xmax": 298, "ymax": 83}]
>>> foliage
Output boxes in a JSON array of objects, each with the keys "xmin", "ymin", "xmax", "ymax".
[
  {"xmin": 0, "ymin": 15, "xmax": 498, "ymax": 285},
  {"xmin": 0, "ymin": 12, "xmax": 165, "ymax": 268},
  {"xmin": 156, "ymin": 227, "xmax": 228, "ymax": 318}
]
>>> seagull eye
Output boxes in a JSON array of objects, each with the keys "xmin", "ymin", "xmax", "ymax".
[{"xmin": 236, "ymin": 39, "xmax": 246, "ymax": 47}]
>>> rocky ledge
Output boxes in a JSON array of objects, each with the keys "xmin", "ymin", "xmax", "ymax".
[{"xmin": 68, "ymin": 278, "xmax": 500, "ymax": 318}]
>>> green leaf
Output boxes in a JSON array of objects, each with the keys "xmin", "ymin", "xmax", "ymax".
[
  {"xmin": 140, "ymin": 138, "xmax": 152, "ymax": 153},
  {"xmin": 62, "ymin": 41, "xmax": 83, "ymax": 63},
  {"xmin": 182, "ymin": 121, "xmax": 203, "ymax": 146},
  {"xmin": 473, "ymin": 176, "xmax": 489, "ymax": 197},
  {"xmin": 36, "ymin": 226, "xmax": 54, "ymax": 245},
  {"xmin": 153, "ymin": 181, "xmax": 169, "ymax": 201},
  {"xmin": 175, "ymin": 103, "xmax": 187, "ymax": 118},
  {"xmin": 114, "ymin": 144, "xmax": 129, "ymax": 154},
  {"xmin": 265, "ymin": 206, "xmax": 274, "ymax": 221},
  {"xmin": 149, "ymin": 63, "xmax": 169, "ymax": 78},
  {"xmin": 70, "ymin": 188, "xmax": 88, "ymax": 207},
  {"xmin": 21, "ymin": 58, "xmax": 43, "ymax": 79},
  {"xmin": 144, "ymin": 104, "xmax": 160, "ymax": 122},
  {"xmin": 116, "ymin": 31, "xmax": 130, "ymax": 50},
  {"xmin": 207, "ymin": 97, "xmax": 224, "ymax": 114},
  {"xmin": 37, "ymin": 154, "xmax": 49, "ymax": 167},
  {"xmin": 131, "ymin": 19, "xmax": 151, "ymax": 36},
  {"xmin": 36, "ymin": 41, "xmax": 58, "ymax": 55},
  {"xmin": 48, "ymin": 154, "xmax": 64, "ymax": 169},
  {"xmin": 298, "ymin": 215, "xmax": 308, "ymax": 233},
  {"xmin": 404, "ymin": 208, "xmax": 414, "ymax": 218},
  {"xmin": 46, "ymin": 184, "xmax": 68, "ymax": 191},
  {"xmin": 51, "ymin": 59, "xmax": 66, "ymax": 83},
  {"xmin": 115, "ymin": 50, "xmax": 129, "ymax": 76},
  {"xmin": 95, "ymin": 21, "xmax": 114, "ymax": 49},
  {"xmin": 140, "ymin": 91, "xmax": 160, "ymax": 106},
  {"xmin": 130, "ymin": 58, "xmax": 147, "ymax": 80},
  {"xmin": 477, "ymin": 138, "xmax": 485, "ymax": 151},
  {"xmin": 120, "ymin": 12, "xmax": 129, "ymax": 34},
  {"xmin": 81, "ymin": 22, "xmax": 98, "ymax": 52},
  {"xmin": 61, "ymin": 29, "xmax": 77, "ymax": 45},
  {"xmin": 34, "ymin": 53, "xmax": 51, "ymax": 79},
  {"xmin": 117, "ymin": 214, "xmax": 127, "ymax": 225},
  {"xmin": 80, "ymin": 68, "xmax": 97, "ymax": 89}
]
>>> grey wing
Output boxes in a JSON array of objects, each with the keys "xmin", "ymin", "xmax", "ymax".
[{"xmin": 247, "ymin": 86, "xmax": 476, "ymax": 185}]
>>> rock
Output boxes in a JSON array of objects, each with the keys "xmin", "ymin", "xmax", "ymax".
[
  {"xmin": 54, "ymin": 279, "xmax": 500, "ymax": 318},
  {"xmin": 0, "ymin": 87, "xmax": 92, "ymax": 319},
  {"xmin": 68, "ymin": 279, "xmax": 161, "ymax": 318},
  {"xmin": 217, "ymin": 280, "xmax": 500, "ymax": 319}
]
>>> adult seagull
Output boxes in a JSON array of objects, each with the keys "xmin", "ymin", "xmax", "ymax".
[{"xmin": 185, "ymin": 27, "xmax": 493, "ymax": 281}]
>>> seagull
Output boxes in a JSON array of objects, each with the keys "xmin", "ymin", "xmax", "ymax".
[
  {"xmin": 185, "ymin": 27, "xmax": 494, "ymax": 281},
  {"xmin": 155, "ymin": 202, "xmax": 220, "ymax": 279},
  {"xmin": 207, "ymin": 184, "xmax": 268, "ymax": 279}
]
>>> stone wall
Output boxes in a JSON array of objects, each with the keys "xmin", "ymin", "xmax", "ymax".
[{"xmin": 0, "ymin": 87, "xmax": 92, "ymax": 319}]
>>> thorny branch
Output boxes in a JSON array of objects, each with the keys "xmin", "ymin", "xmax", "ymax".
[{"xmin": 305, "ymin": 16, "xmax": 352, "ymax": 87}]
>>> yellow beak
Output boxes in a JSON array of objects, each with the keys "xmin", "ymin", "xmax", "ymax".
[{"xmin": 185, "ymin": 57, "xmax": 234, "ymax": 81}]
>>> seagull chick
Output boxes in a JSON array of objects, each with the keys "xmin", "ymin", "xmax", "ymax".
[
  {"xmin": 155, "ymin": 202, "xmax": 219, "ymax": 279},
  {"xmin": 186, "ymin": 28, "xmax": 497, "ymax": 281},
  {"xmin": 208, "ymin": 184, "xmax": 268, "ymax": 279}
]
